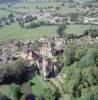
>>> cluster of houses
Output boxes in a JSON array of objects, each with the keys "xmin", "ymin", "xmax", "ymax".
[
  {"xmin": 32, "ymin": 12, "xmax": 64, "ymax": 24},
  {"xmin": 0, "ymin": 35, "xmax": 66, "ymax": 78},
  {"xmin": 83, "ymin": 8, "xmax": 98, "ymax": 25},
  {"xmin": 83, "ymin": 16, "xmax": 98, "ymax": 25}
]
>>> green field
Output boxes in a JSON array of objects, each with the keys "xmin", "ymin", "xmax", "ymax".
[
  {"xmin": 65, "ymin": 25, "xmax": 98, "ymax": 35},
  {"xmin": 0, "ymin": 23, "xmax": 57, "ymax": 42},
  {"xmin": 0, "ymin": 0, "xmax": 97, "ymax": 42},
  {"xmin": 29, "ymin": 75, "xmax": 46, "ymax": 96},
  {"xmin": 10, "ymin": 2, "xmax": 78, "ymax": 14},
  {"xmin": 0, "ymin": 2, "xmax": 79, "ymax": 17},
  {"xmin": 0, "ymin": 0, "xmax": 93, "ymax": 17},
  {"xmin": 0, "ymin": 24, "xmax": 98, "ymax": 42},
  {"xmin": 0, "ymin": 9, "xmax": 11, "ymax": 17}
]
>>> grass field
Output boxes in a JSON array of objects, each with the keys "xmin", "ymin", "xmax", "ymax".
[
  {"xmin": 65, "ymin": 25, "xmax": 98, "ymax": 35},
  {"xmin": 0, "ymin": 2, "xmax": 79, "ymax": 17},
  {"xmin": 29, "ymin": 75, "xmax": 46, "ymax": 96},
  {"xmin": 10, "ymin": 2, "xmax": 78, "ymax": 14},
  {"xmin": 0, "ymin": 0, "xmax": 97, "ymax": 42},
  {"xmin": 0, "ymin": 0, "xmax": 92, "ymax": 18},
  {"xmin": 0, "ymin": 23, "xmax": 57, "ymax": 42},
  {"xmin": 0, "ymin": 10, "xmax": 9, "ymax": 17},
  {"xmin": 0, "ymin": 24, "xmax": 98, "ymax": 42}
]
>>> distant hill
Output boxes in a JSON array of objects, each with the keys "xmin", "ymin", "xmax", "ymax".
[{"xmin": 0, "ymin": 0, "xmax": 19, "ymax": 3}]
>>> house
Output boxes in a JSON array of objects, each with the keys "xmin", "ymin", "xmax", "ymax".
[
  {"xmin": 38, "ymin": 36, "xmax": 49, "ymax": 43},
  {"xmin": 21, "ymin": 46, "xmax": 39, "ymax": 65},
  {"xmin": 40, "ymin": 41, "xmax": 53, "ymax": 58},
  {"xmin": 40, "ymin": 58, "xmax": 63, "ymax": 77},
  {"xmin": 53, "ymin": 37, "xmax": 65, "ymax": 54},
  {"xmin": 39, "ymin": 36, "xmax": 66, "ymax": 58},
  {"xmin": 83, "ymin": 16, "xmax": 98, "ymax": 24}
]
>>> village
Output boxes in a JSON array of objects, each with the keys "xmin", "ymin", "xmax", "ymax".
[
  {"xmin": 0, "ymin": 25, "xmax": 98, "ymax": 78},
  {"xmin": 0, "ymin": 33, "xmax": 66, "ymax": 78},
  {"xmin": 0, "ymin": 25, "xmax": 98, "ymax": 99},
  {"xmin": 1, "ymin": 2, "xmax": 98, "ymax": 29}
]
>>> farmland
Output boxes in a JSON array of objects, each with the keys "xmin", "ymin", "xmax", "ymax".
[
  {"xmin": 0, "ymin": 2, "xmax": 79, "ymax": 16},
  {"xmin": 0, "ymin": 0, "xmax": 94, "ymax": 42},
  {"xmin": 0, "ymin": 23, "xmax": 97, "ymax": 42},
  {"xmin": 0, "ymin": 23, "xmax": 57, "ymax": 42},
  {"xmin": 65, "ymin": 25, "xmax": 98, "ymax": 35}
]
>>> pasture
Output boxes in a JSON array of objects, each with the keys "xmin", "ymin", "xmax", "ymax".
[
  {"xmin": 0, "ymin": 1, "xmax": 79, "ymax": 17},
  {"xmin": 65, "ymin": 25, "xmax": 98, "ymax": 35},
  {"xmin": 0, "ymin": 23, "xmax": 57, "ymax": 42}
]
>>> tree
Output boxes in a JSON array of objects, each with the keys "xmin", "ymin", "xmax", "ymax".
[
  {"xmin": 0, "ymin": 59, "xmax": 29, "ymax": 84},
  {"xmin": 56, "ymin": 6, "xmax": 60, "ymax": 10},
  {"xmin": 79, "ymin": 86, "xmax": 98, "ymax": 100},
  {"xmin": 0, "ymin": 93, "xmax": 11, "ymax": 100},
  {"xmin": 89, "ymin": 29, "xmax": 98, "ymax": 38},
  {"xmin": 63, "ymin": 65, "xmax": 82, "ymax": 97},
  {"xmin": 78, "ymin": 49, "xmax": 97, "ymax": 68},
  {"xmin": 57, "ymin": 24, "xmax": 66, "ymax": 37},
  {"xmin": 40, "ymin": 88, "xmax": 61, "ymax": 100},
  {"xmin": 75, "ymin": 47, "xmax": 87, "ymax": 61},
  {"xmin": 63, "ymin": 48, "xmax": 75, "ymax": 66},
  {"xmin": 19, "ymin": 21, "xmax": 24, "ymax": 28},
  {"xmin": 82, "ymin": 67, "xmax": 98, "ymax": 86},
  {"xmin": 8, "ymin": 13, "xmax": 14, "ymax": 22},
  {"xmin": 61, "ymin": 3, "xmax": 65, "ymax": 6},
  {"xmin": 25, "ymin": 15, "xmax": 35, "ymax": 23},
  {"xmin": 10, "ymin": 83, "xmax": 21, "ymax": 100}
]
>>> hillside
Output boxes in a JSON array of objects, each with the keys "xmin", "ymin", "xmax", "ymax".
[{"xmin": 0, "ymin": 0, "xmax": 19, "ymax": 3}]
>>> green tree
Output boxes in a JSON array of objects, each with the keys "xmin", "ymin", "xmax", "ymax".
[
  {"xmin": 79, "ymin": 86, "xmax": 98, "ymax": 100},
  {"xmin": 78, "ymin": 49, "xmax": 97, "ymax": 68},
  {"xmin": 41, "ymin": 88, "xmax": 61, "ymax": 100},
  {"xmin": 82, "ymin": 67, "xmax": 98, "ymax": 86},
  {"xmin": 63, "ymin": 65, "xmax": 82, "ymax": 97},
  {"xmin": 10, "ymin": 83, "xmax": 21, "ymax": 100},
  {"xmin": 57, "ymin": 24, "xmax": 66, "ymax": 36},
  {"xmin": 0, "ymin": 93, "xmax": 11, "ymax": 100},
  {"xmin": 63, "ymin": 48, "xmax": 75, "ymax": 66}
]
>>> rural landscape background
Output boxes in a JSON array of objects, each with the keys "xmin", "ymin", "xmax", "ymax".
[{"xmin": 0, "ymin": 0, "xmax": 98, "ymax": 42}]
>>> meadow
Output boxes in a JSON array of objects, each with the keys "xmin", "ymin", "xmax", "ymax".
[
  {"xmin": 65, "ymin": 25, "xmax": 98, "ymax": 35},
  {"xmin": 0, "ymin": 1, "xmax": 79, "ymax": 17},
  {"xmin": 0, "ymin": 23, "xmax": 57, "ymax": 42},
  {"xmin": 10, "ymin": 2, "xmax": 78, "ymax": 14},
  {"xmin": 0, "ymin": 1, "xmax": 97, "ymax": 42},
  {"xmin": 0, "ymin": 23, "xmax": 97, "ymax": 42}
]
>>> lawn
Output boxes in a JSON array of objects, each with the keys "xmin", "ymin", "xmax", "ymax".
[
  {"xmin": 29, "ymin": 75, "xmax": 46, "ymax": 96},
  {"xmin": 0, "ymin": 23, "xmax": 57, "ymax": 42},
  {"xmin": 65, "ymin": 25, "xmax": 98, "ymax": 35}
]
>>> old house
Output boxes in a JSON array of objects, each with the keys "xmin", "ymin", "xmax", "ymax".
[
  {"xmin": 39, "ymin": 36, "xmax": 65, "ymax": 58},
  {"xmin": 53, "ymin": 37, "xmax": 65, "ymax": 55},
  {"xmin": 21, "ymin": 45, "xmax": 39, "ymax": 65},
  {"xmin": 83, "ymin": 16, "xmax": 98, "ymax": 24},
  {"xmin": 39, "ymin": 58, "xmax": 63, "ymax": 77},
  {"xmin": 40, "ymin": 41, "xmax": 53, "ymax": 58}
]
